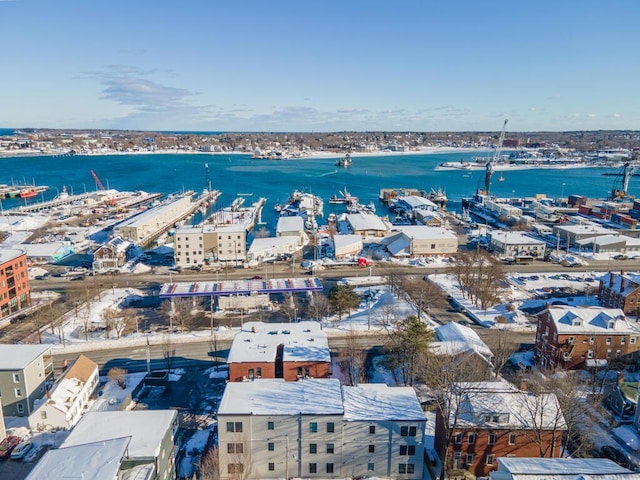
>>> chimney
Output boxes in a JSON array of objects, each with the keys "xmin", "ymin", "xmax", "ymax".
[
  {"xmin": 617, "ymin": 371, "xmax": 625, "ymax": 385},
  {"xmin": 610, "ymin": 273, "xmax": 615, "ymax": 288},
  {"xmin": 520, "ymin": 378, "xmax": 528, "ymax": 392},
  {"xmin": 621, "ymin": 272, "xmax": 626, "ymax": 293},
  {"xmin": 46, "ymin": 387, "xmax": 51, "ymax": 399}
]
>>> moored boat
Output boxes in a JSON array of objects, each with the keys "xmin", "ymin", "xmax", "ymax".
[{"xmin": 336, "ymin": 153, "xmax": 352, "ymax": 167}]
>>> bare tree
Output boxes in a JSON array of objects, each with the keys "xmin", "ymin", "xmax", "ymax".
[
  {"xmin": 198, "ymin": 445, "xmax": 219, "ymax": 480},
  {"xmin": 161, "ymin": 297, "xmax": 193, "ymax": 332},
  {"xmin": 307, "ymin": 291, "xmax": 331, "ymax": 323},
  {"xmin": 107, "ymin": 367, "xmax": 127, "ymax": 389},
  {"xmin": 162, "ymin": 334, "xmax": 176, "ymax": 371},
  {"xmin": 485, "ymin": 329, "xmax": 520, "ymax": 374},
  {"xmin": 339, "ymin": 326, "xmax": 368, "ymax": 385},
  {"xmin": 222, "ymin": 432, "xmax": 255, "ymax": 480}
]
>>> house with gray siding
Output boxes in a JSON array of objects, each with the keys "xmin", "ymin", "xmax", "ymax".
[
  {"xmin": 0, "ymin": 344, "xmax": 53, "ymax": 417},
  {"xmin": 61, "ymin": 410, "xmax": 178, "ymax": 480}
]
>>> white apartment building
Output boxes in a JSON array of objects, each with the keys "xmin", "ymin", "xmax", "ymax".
[
  {"xmin": 174, "ymin": 224, "xmax": 246, "ymax": 266},
  {"xmin": 217, "ymin": 379, "xmax": 426, "ymax": 480}
]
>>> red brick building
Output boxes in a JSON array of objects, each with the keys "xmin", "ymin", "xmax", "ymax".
[
  {"xmin": 435, "ymin": 380, "xmax": 565, "ymax": 478},
  {"xmin": 535, "ymin": 305, "xmax": 640, "ymax": 370},
  {"xmin": 599, "ymin": 270, "xmax": 640, "ymax": 317},
  {"xmin": 0, "ymin": 249, "xmax": 30, "ymax": 319},
  {"xmin": 227, "ymin": 321, "xmax": 330, "ymax": 382}
]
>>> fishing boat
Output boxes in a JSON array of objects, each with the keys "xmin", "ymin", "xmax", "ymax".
[
  {"xmin": 329, "ymin": 188, "xmax": 358, "ymax": 205},
  {"xmin": 336, "ymin": 153, "xmax": 352, "ymax": 167}
]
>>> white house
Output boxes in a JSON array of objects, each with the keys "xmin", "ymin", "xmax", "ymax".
[
  {"xmin": 29, "ymin": 354, "xmax": 99, "ymax": 430},
  {"xmin": 248, "ymin": 236, "xmax": 300, "ymax": 263},
  {"xmin": 276, "ymin": 216, "xmax": 306, "ymax": 246},
  {"xmin": 332, "ymin": 234, "xmax": 363, "ymax": 259},
  {"xmin": 384, "ymin": 225, "xmax": 458, "ymax": 257},
  {"xmin": 489, "ymin": 230, "xmax": 546, "ymax": 260}
]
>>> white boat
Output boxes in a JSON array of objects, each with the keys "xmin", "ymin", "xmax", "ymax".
[{"xmin": 336, "ymin": 153, "xmax": 352, "ymax": 167}]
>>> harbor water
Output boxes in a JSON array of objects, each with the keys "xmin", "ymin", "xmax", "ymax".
[{"xmin": 0, "ymin": 152, "xmax": 634, "ymax": 233}]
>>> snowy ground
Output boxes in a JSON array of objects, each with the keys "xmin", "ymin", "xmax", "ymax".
[{"xmin": 428, "ymin": 270, "xmax": 605, "ymax": 329}]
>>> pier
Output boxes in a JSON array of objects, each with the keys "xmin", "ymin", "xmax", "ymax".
[{"xmin": 14, "ymin": 192, "xmax": 93, "ymax": 213}]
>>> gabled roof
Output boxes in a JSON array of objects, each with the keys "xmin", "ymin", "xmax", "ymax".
[
  {"xmin": 544, "ymin": 306, "xmax": 636, "ymax": 335},
  {"xmin": 276, "ymin": 215, "xmax": 304, "ymax": 232},
  {"xmin": 432, "ymin": 322, "xmax": 494, "ymax": 363},
  {"xmin": 599, "ymin": 271, "xmax": 640, "ymax": 297},
  {"xmin": 25, "ymin": 437, "xmax": 131, "ymax": 480},
  {"xmin": 346, "ymin": 213, "xmax": 388, "ymax": 232},
  {"xmin": 449, "ymin": 379, "xmax": 567, "ymax": 431}
]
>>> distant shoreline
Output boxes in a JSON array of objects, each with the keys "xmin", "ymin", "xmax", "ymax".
[{"xmin": 0, "ymin": 146, "xmax": 491, "ymax": 160}]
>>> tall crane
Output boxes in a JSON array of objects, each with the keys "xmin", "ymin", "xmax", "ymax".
[
  {"xmin": 610, "ymin": 162, "xmax": 638, "ymax": 200},
  {"xmin": 90, "ymin": 170, "xmax": 106, "ymax": 191},
  {"xmin": 480, "ymin": 118, "xmax": 508, "ymax": 196}
]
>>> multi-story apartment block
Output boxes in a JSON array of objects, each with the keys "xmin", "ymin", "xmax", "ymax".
[
  {"xmin": 174, "ymin": 224, "xmax": 246, "ymax": 267},
  {"xmin": 535, "ymin": 305, "xmax": 640, "ymax": 370},
  {"xmin": 599, "ymin": 270, "xmax": 640, "ymax": 316},
  {"xmin": 0, "ymin": 248, "xmax": 30, "ymax": 319},
  {"xmin": 217, "ymin": 379, "xmax": 426, "ymax": 480},
  {"xmin": 61, "ymin": 410, "xmax": 178, "ymax": 480},
  {"xmin": 227, "ymin": 321, "xmax": 331, "ymax": 382},
  {"xmin": 435, "ymin": 380, "xmax": 566, "ymax": 478},
  {"xmin": 0, "ymin": 344, "xmax": 53, "ymax": 417}
]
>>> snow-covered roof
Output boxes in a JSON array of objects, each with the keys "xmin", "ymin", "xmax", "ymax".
[
  {"xmin": 227, "ymin": 321, "xmax": 330, "ymax": 364},
  {"xmin": 495, "ymin": 457, "xmax": 638, "ymax": 478},
  {"xmin": 61, "ymin": 410, "xmax": 177, "ymax": 459},
  {"xmin": 0, "ymin": 247, "xmax": 26, "ymax": 264},
  {"xmin": 391, "ymin": 225, "xmax": 457, "ymax": 240},
  {"xmin": 37, "ymin": 355, "xmax": 98, "ymax": 415},
  {"xmin": 397, "ymin": 195, "xmax": 438, "ymax": 210},
  {"xmin": 218, "ymin": 378, "xmax": 344, "ymax": 416},
  {"xmin": 575, "ymin": 234, "xmax": 626, "ymax": 247},
  {"xmin": 450, "ymin": 379, "xmax": 567, "ymax": 431},
  {"xmin": 25, "ymin": 437, "xmax": 131, "ymax": 480},
  {"xmin": 117, "ymin": 195, "xmax": 188, "ymax": 228},
  {"xmin": 0, "ymin": 344, "xmax": 52, "ymax": 370},
  {"xmin": 346, "ymin": 213, "xmax": 388, "ymax": 232},
  {"xmin": 554, "ymin": 224, "xmax": 614, "ymax": 235},
  {"xmin": 490, "ymin": 230, "xmax": 546, "ymax": 245},
  {"xmin": 20, "ymin": 242, "xmax": 72, "ymax": 258},
  {"xmin": 433, "ymin": 322, "xmax": 494, "ymax": 361},
  {"xmin": 249, "ymin": 236, "xmax": 299, "ymax": 255},
  {"xmin": 333, "ymin": 234, "xmax": 363, "ymax": 250},
  {"xmin": 545, "ymin": 306, "xmax": 637, "ymax": 334},
  {"xmin": 342, "ymin": 384, "xmax": 425, "ymax": 421},
  {"xmin": 386, "ymin": 235, "xmax": 411, "ymax": 256},
  {"xmin": 277, "ymin": 215, "xmax": 304, "ymax": 233},
  {"xmin": 599, "ymin": 271, "xmax": 640, "ymax": 297}
]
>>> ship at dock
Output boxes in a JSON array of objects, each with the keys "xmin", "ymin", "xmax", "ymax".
[
  {"xmin": 280, "ymin": 189, "xmax": 323, "ymax": 231},
  {"xmin": 0, "ymin": 184, "xmax": 48, "ymax": 199}
]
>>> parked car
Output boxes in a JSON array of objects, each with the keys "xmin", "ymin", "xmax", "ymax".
[
  {"xmin": 10, "ymin": 441, "xmax": 33, "ymax": 460},
  {"xmin": 0, "ymin": 436, "xmax": 21, "ymax": 459},
  {"xmin": 600, "ymin": 445, "xmax": 631, "ymax": 469}
]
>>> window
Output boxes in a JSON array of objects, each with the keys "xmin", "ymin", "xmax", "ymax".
[
  {"xmin": 368, "ymin": 463, "xmax": 375, "ymax": 472},
  {"xmin": 409, "ymin": 426, "xmax": 417, "ymax": 436},
  {"xmin": 488, "ymin": 433, "xmax": 496, "ymax": 445},
  {"xmin": 509, "ymin": 433, "xmax": 516, "ymax": 445},
  {"xmin": 248, "ymin": 368, "xmax": 254, "ymax": 380},
  {"xmin": 326, "ymin": 443, "xmax": 334, "ymax": 454},
  {"xmin": 369, "ymin": 425, "xmax": 376, "ymax": 434},
  {"xmin": 407, "ymin": 464, "xmax": 415, "ymax": 474},
  {"xmin": 17, "ymin": 403, "xmax": 24, "ymax": 414},
  {"xmin": 228, "ymin": 464, "xmax": 243, "ymax": 475},
  {"xmin": 256, "ymin": 367, "xmax": 262, "ymax": 377},
  {"xmin": 227, "ymin": 443, "xmax": 243, "ymax": 454},
  {"xmin": 327, "ymin": 422, "xmax": 335, "ymax": 433},
  {"xmin": 268, "ymin": 421, "xmax": 274, "ymax": 430},
  {"xmin": 40, "ymin": 411, "xmax": 47, "ymax": 419},
  {"xmin": 466, "ymin": 454, "xmax": 474, "ymax": 465},
  {"xmin": 268, "ymin": 442, "xmax": 274, "ymax": 451},
  {"xmin": 607, "ymin": 349, "xmax": 612, "ymax": 359},
  {"xmin": 486, "ymin": 454, "xmax": 494, "ymax": 466},
  {"xmin": 617, "ymin": 349, "xmax": 622, "ymax": 358},
  {"xmin": 13, "ymin": 373, "xmax": 19, "ymax": 383},
  {"xmin": 369, "ymin": 444, "xmax": 375, "ymax": 453},
  {"xmin": 454, "ymin": 433, "xmax": 463, "ymax": 444},
  {"xmin": 268, "ymin": 463, "xmax": 275, "ymax": 471},
  {"xmin": 310, "ymin": 443, "xmax": 317, "ymax": 454},
  {"xmin": 226, "ymin": 422, "xmax": 243, "ymax": 433},
  {"xmin": 310, "ymin": 422, "xmax": 317, "ymax": 433},
  {"xmin": 326, "ymin": 463, "xmax": 334, "ymax": 474},
  {"xmin": 309, "ymin": 463, "xmax": 317, "ymax": 474},
  {"xmin": 400, "ymin": 445, "xmax": 416, "ymax": 455},
  {"xmin": 622, "ymin": 336, "xmax": 627, "ymax": 345},
  {"xmin": 587, "ymin": 349, "xmax": 594, "ymax": 359},
  {"xmin": 607, "ymin": 336, "xmax": 612, "ymax": 345},
  {"xmin": 467, "ymin": 432, "xmax": 476, "ymax": 444},
  {"xmin": 14, "ymin": 388, "xmax": 22, "ymax": 397},
  {"xmin": 632, "ymin": 337, "xmax": 637, "ymax": 345},
  {"xmin": 399, "ymin": 464, "xmax": 407, "ymax": 474}
]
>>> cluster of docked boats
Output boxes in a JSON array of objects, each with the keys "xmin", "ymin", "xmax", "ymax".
[{"xmin": 0, "ymin": 183, "xmax": 48, "ymax": 199}]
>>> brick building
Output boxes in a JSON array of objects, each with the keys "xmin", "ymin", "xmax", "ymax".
[
  {"xmin": 0, "ymin": 248, "xmax": 30, "ymax": 319},
  {"xmin": 599, "ymin": 270, "xmax": 640, "ymax": 317},
  {"xmin": 435, "ymin": 380, "xmax": 566, "ymax": 478},
  {"xmin": 227, "ymin": 322, "xmax": 330, "ymax": 382},
  {"xmin": 535, "ymin": 305, "xmax": 640, "ymax": 370}
]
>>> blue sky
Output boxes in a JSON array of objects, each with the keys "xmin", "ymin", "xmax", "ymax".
[{"xmin": 1, "ymin": 0, "xmax": 638, "ymax": 132}]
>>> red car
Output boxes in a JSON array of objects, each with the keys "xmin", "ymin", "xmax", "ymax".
[{"xmin": 0, "ymin": 436, "xmax": 21, "ymax": 459}]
